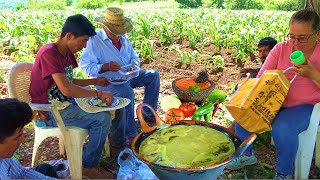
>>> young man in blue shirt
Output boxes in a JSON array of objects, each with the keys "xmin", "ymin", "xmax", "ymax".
[{"xmin": 0, "ymin": 98, "xmax": 54, "ymax": 179}]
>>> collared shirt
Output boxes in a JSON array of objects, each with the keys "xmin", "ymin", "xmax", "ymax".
[
  {"xmin": 80, "ymin": 29, "xmax": 140, "ymax": 80},
  {"xmin": 0, "ymin": 158, "xmax": 52, "ymax": 179}
]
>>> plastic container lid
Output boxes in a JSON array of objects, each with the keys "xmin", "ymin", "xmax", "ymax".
[
  {"xmin": 290, "ymin": 50, "xmax": 305, "ymax": 65},
  {"xmin": 109, "ymin": 64, "xmax": 140, "ymax": 85}
]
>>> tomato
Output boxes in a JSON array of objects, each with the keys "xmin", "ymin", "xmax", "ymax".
[
  {"xmin": 179, "ymin": 102, "xmax": 196, "ymax": 117},
  {"xmin": 165, "ymin": 108, "xmax": 185, "ymax": 123}
]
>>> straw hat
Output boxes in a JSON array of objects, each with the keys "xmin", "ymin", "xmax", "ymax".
[{"xmin": 95, "ymin": 7, "xmax": 133, "ymax": 36}]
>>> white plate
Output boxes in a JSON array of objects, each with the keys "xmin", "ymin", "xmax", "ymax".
[
  {"xmin": 75, "ymin": 97, "xmax": 131, "ymax": 113},
  {"xmin": 89, "ymin": 97, "xmax": 120, "ymax": 107},
  {"xmin": 109, "ymin": 79, "xmax": 128, "ymax": 85}
]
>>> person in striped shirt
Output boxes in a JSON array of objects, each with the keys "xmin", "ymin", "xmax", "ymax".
[{"xmin": 0, "ymin": 98, "xmax": 54, "ymax": 179}]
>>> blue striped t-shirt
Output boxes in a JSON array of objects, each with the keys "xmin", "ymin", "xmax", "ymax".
[{"xmin": 0, "ymin": 158, "xmax": 52, "ymax": 179}]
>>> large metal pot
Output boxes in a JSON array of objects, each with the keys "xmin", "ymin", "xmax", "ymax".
[{"xmin": 132, "ymin": 103, "xmax": 256, "ymax": 180}]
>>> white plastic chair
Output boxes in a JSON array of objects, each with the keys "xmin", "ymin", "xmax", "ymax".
[
  {"xmin": 316, "ymin": 126, "xmax": 320, "ymax": 168},
  {"xmin": 7, "ymin": 62, "xmax": 112, "ymax": 179},
  {"xmin": 294, "ymin": 102, "xmax": 320, "ymax": 179}
]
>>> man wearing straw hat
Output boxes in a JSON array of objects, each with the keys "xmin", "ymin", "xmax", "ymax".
[
  {"xmin": 30, "ymin": 14, "xmax": 126, "ymax": 179},
  {"xmin": 80, "ymin": 7, "xmax": 160, "ymax": 146}
]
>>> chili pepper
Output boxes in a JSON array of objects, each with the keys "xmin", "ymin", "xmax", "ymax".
[
  {"xmin": 192, "ymin": 115, "xmax": 202, "ymax": 121},
  {"xmin": 204, "ymin": 112, "xmax": 211, "ymax": 122},
  {"xmin": 212, "ymin": 101, "xmax": 222, "ymax": 118},
  {"xmin": 194, "ymin": 103, "xmax": 214, "ymax": 116}
]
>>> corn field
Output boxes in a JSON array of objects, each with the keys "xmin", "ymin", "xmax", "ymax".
[{"xmin": 0, "ymin": 8, "xmax": 293, "ymax": 65}]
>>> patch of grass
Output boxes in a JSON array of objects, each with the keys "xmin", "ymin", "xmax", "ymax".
[
  {"xmin": 254, "ymin": 131, "xmax": 272, "ymax": 147},
  {"xmin": 224, "ymin": 169, "xmax": 247, "ymax": 179},
  {"xmin": 223, "ymin": 165, "xmax": 275, "ymax": 179},
  {"xmin": 246, "ymin": 165, "xmax": 275, "ymax": 179}
]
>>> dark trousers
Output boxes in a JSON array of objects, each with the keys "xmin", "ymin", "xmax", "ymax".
[{"xmin": 33, "ymin": 163, "xmax": 58, "ymax": 178}]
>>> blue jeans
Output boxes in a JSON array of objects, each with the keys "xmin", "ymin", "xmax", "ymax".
[
  {"xmin": 235, "ymin": 104, "xmax": 313, "ymax": 175},
  {"xmin": 97, "ymin": 69, "xmax": 160, "ymax": 138},
  {"xmin": 46, "ymin": 100, "xmax": 126, "ymax": 168}
]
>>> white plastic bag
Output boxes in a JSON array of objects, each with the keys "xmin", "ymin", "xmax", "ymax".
[
  {"xmin": 117, "ymin": 148, "xmax": 158, "ymax": 179},
  {"xmin": 49, "ymin": 158, "xmax": 70, "ymax": 179}
]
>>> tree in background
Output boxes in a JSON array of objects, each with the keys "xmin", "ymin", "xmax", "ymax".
[
  {"xmin": 74, "ymin": 0, "xmax": 107, "ymax": 9},
  {"xmin": 16, "ymin": 0, "xmax": 66, "ymax": 10},
  {"xmin": 210, "ymin": 0, "xmax": 305, "ymax": 10},
  {"xmin": 66, "ymin": 0, "xmax": 73, "ymax": 6},
  {"xmin": 175, "ymin": 0, "xmax": 202, "ymax": 8}
]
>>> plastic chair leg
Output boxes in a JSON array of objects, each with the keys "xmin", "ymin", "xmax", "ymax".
[
  {"xmin": 294, "ymin": 103, "xmax": 320, "ymax": 179},
  {"xmin": 295, "ymin": 131, "xmax": 314, "ymax": 179},
  {"xmin": 316, "ymin": 129, "xmax": 320, "ymax": 168},
  {"xmin": 31, "ymin": 132, "xmax": 48, "ymax": 167},
  {"xmin": 65, "ymin": 145, "xmax": 83, "ymax": 179},
  {"xmin": 58, "ymin": 136, "xmax": 65, "ymax": 155},
  {"xmin": 64, "ymin": 129, "xmax": 87, "ymax": 179}
]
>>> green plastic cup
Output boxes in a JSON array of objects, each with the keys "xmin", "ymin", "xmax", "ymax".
[{"xmin": 290, "ymin": 50, "xmax": 306, "ymax": 65}]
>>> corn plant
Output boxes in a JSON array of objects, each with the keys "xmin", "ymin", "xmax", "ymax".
[
  {"xmin": 0, "ymin": 8, "xmax": 293, "ymax": 65},
  {"xmin": 186, "ymin": 23, "xmax": 204, "ymax": 49},
  {"xmin": 204, "ymin": 55, "xmax": 225, "ymax": 69},
  {"xmin": 135, "ymin": 15, "xmax": 152, "ymax": 39},
  {"xmin": 131, "ymin": 36, "xmax": 154, "ymax": 59},
  {"xmin": 198, "ymin": 37, "xmax": 211, "ymax": 53},
  {"xmin": 159, "ymin": 23, "xmax": 174, "ymax": 45},
  {"xmin": 208, "ymin": 22, "xmax": 221, "ymax": 52},
  {"xmin": 178, "ymin": 50, "xmax": 198, "ymax": 65}
]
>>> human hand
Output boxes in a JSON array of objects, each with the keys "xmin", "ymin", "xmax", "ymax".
[
  {"xmin": 240, "ymin": 68, "xmax": 259, "ymax": 78},
  {"xmin": 99, "ymin": 91, "xmax": 114, "ymax": 107},
  {"xmin": 293, "ymin": 59, "xmax": 317, "ymax": 78},
  {"xmin": 95, "ymin": 77, "xmax": 110, "ymax": 87},
  {"xmin": 34, "ymin": 110, "xmax": 49, "ymax": 121},
  {"xmin": 106, "ymin": 61, "xmax": 121, "ymax": 72}
]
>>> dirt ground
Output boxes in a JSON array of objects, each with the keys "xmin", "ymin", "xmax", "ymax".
[{"xmin": 0, "ymin": 38, "xmax": 319, "ymax": 178}]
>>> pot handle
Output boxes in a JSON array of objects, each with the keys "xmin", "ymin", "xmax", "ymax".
[
  {"xmin": 232, "ymin": 134, "xmax": 257, "ymax": 160},
  {"xmin": 136, "ymin": 103, "xmax": 166, "ymax": 133}
]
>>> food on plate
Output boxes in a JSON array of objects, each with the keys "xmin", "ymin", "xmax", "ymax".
[{"xmin": 90, "ymin": 97, "xmax": 119, "ymax": 107}]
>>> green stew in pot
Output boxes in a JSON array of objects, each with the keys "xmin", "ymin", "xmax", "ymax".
[{"xmin": 139, "ymin": 125, "xmax": 235, "ymax": 168}]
